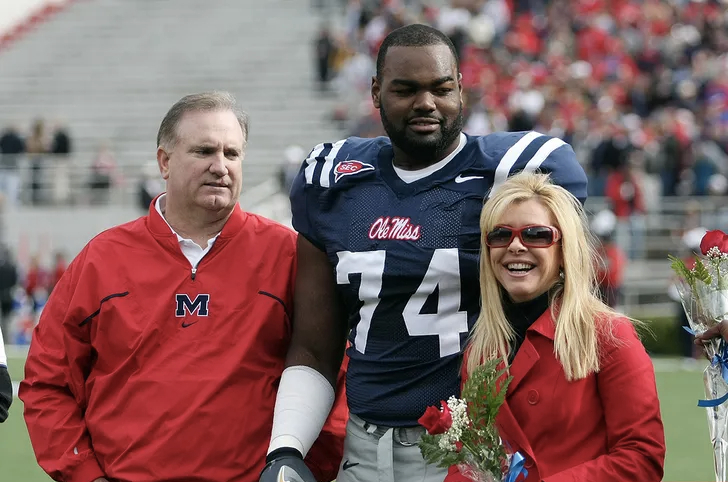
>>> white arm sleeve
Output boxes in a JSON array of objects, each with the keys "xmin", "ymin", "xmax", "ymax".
[{"xmin": 267, "ymin": 365, "xmax": 336, "ymax": 458}]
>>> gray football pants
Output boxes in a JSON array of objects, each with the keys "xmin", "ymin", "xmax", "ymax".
[{"xmin": 335, "ymin": 413, "xmax": 448, "ymax": 482}]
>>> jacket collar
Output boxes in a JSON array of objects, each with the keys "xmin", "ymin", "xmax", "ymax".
[
  {"xmin": 495, "ymin": 306, "xmax": 558, "ymax": 481},
  {"xmin": 527, "ymin": 304, "xmax": 557, "ymax": 341},
  {"xmin": 506, "ymin": 306, "xmax": 555, "ymax": 395},
  {"xmin": 146, "ymin": 193, "xmax": 247, "ymax": 258}
]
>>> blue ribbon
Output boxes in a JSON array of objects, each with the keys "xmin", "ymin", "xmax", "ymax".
[
  {"xmin": 505, "ymin": 452, "xmax": 528, "ymax": 482},
  {"xmin": 683, "ymin": 326, "xmax": 728, "ymax": 407}
]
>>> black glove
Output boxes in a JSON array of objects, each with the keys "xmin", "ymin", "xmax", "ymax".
[
  {"xmin": 0, "ymin": 367, "xmax": 12, "ymax": 423},
  {"xmin": 259, "ymin": 448, "xmax": 317, "ymax": 482}
]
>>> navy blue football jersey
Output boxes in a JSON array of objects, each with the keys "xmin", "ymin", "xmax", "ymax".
[{"xmin": 289, "ymin": 131, "xmax": 588, "ymax": 427}]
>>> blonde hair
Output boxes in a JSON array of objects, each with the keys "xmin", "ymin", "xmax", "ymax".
[{"xmin": 466, "ymin": 171, "xmax": 620, "ymax": 381}]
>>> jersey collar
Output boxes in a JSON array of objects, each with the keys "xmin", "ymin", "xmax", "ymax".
[{"xmin": 378, "ymin": 133, "xmax": 475, "ymax": 197}]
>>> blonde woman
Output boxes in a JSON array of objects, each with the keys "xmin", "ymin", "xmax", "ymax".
[{"xmin": 447, "ymin": 171, "xmax": 665, "ymax": 482}]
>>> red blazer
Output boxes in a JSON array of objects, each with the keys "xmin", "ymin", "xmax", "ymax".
[{"xmin": 447, "ymin": 310, "xmax": 665, "ymax": 482}]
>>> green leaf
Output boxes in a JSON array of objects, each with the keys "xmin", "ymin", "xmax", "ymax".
[
  {"xmin": 693, "ymin": 258, "xmax": 713, "ymax": 285},
  {"xmin": 439, "ymin": 450, "xmax": 465, "ymax": 467},
  {"xmin": 419, "ymin": 435, "xmax": 445, "ymax": 464},
  {"xmin": 419, "ymin": 359, "xmax": 514, "ymax": 473},
  {"xmin": 456, "ymin": 359, "xmax": 511, "ymax": 473},
  {"xmin": 668, "ymin": 255, "xmax": 694, "ymax": 287}
]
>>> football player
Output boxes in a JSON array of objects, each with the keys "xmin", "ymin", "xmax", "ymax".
[{"xmin": 261, "ymin": 24, "xmax": 588, "ymax": 482}]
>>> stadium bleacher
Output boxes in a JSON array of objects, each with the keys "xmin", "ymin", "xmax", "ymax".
[{"xmin": 0, "ymin": 0, "xmax": 347, "ymax": 193}]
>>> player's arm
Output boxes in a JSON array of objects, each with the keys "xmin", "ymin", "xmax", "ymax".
[
  {"xmin": 262, "ymin": 235, "xmax": 348, "ymax": 481},
  {"xmin": 537, "ymin": 140, "xmax": 588, "ymax": 204},
  {"xmin": 486, "ymin": 133, "xmax": 588, "ymax": 205},
  {"xmin": 0, "ymin": 333, "xmax": 11, "ymax": 422},
  {"xmin": 304, "ymin": 357, "xmax": 348, "ymax": 482},
  {"xmin": 19, "ymin": 247, "xmax": 106, "ymax": 482},
  {"xmin": 261, "ymin": 151, "xmax": 349, "ymax": 482},
  {"xmin": 286, "ymin": 235, "xmax": 347, "ymax": 384}
]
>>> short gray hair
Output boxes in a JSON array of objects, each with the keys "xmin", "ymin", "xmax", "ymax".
[{"xmin": 156, "ymin": 91, "xmax": 250, "ymax": 149}]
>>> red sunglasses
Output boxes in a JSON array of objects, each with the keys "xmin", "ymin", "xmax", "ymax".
[{"xmin": 485, "ymin": 224, "xmax": 561, "ymax": 248}]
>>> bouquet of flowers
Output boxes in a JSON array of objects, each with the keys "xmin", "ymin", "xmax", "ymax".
[
  {"xmin": 417, "ymin": 358, "xmax": 527, "ymax": 482},
  {"xmin": 669, "ymin": 229, "xmax": 728, "ymax": 482}
]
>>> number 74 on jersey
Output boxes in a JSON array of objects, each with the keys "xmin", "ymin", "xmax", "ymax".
[{"xmin": 336, "ymin": 248, "xmax": 469, "ymax": 358}]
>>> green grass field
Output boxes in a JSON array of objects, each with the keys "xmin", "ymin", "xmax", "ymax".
[
  {"xmin": 0, "ymin": 352, "xmax": 720, "ymax": 482},
  {"xmin": 3, "ymin": 350, "xmax": 51, "ymax": 481}
]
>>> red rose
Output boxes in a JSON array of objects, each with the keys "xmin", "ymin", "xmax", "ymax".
[
  {"xmin": 455, "ymin": 441, "xmax": 464, "ymax": 452},
  {"xmin": 701, "ymin": 230, "xmax": 728, "ymax": 255},
  {"xmin": 418, "ymin": 400, "xmax": 453, "ymax": 435}
]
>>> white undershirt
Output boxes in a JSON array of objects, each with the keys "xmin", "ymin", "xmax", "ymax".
[
  {"xmin": 155, "ymin": 194, "xmax": 219, "ymax": 268},
  {"xmin": 392, "ymin": 133, "xmax": 466, "ymax": 183}
]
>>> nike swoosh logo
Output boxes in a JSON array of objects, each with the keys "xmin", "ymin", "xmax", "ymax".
[
  {"xmin": 181, "ymin": 321, "xmax": 198, "ymax": 328},
  {"xmin": 454, "ymin": 174, "xmax": 484, "ymax": 183},
  {"xmin": 342, "ymin": 460, "xmax": 359, "ymax": 471}
]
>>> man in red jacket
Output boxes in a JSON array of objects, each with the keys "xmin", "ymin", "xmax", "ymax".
[{"xmin": 20, "ymin": 92, "xmax": 347, "ymax": 482}]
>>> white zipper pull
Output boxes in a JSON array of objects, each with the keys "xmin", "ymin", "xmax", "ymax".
[{"xmin": 191, "ymin": 267, "xmax": 197, "ymax": 281}]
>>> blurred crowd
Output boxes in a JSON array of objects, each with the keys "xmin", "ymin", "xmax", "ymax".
[
  {"xmin": 301, "ymin": 0, "xmax": 728, "ymax": 281},
  {"xmin": 0, "ymin": 119, "xmax": 123, "ymax": 206},
  {"xmin": 0, "ymin": 246, "xmax": 65, "ymax": 346},
  {"xmin": 295, "ymin": 0, "xmax": 728, "ymax": 354},
  {"xmin": 315, "ymin": 0, "xmax": 728, "ymax": 203}
]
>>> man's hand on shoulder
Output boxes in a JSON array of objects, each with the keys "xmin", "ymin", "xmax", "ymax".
[{"xmin": 259, "ymin": 448, "xmax": 317, "ymax": 482}]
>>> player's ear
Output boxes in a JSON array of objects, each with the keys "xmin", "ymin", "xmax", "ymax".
[
  {"xmin": 371, "ymin": 76, "xmax": 381, "ymax": 109},
  {"xmin": 157, "ymin": 146, "xmax": 171, "ymax": 180},
  {"xmin": 457, "ymin": 72, "xmax": 464, "ymax": 104}
]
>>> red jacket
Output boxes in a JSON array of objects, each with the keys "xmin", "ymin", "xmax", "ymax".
[
  {"xmin": 447, "ymin": 311, "xmax": 665, "ymax": 482},
  {"xmin": 20, "ymin": 200, "xmax": 347, "ymax": 482}
]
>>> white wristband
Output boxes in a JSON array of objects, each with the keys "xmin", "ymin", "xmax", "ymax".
[{"xmin": 267, "ymin": 365, "xmax": 336, "ymax": 458}]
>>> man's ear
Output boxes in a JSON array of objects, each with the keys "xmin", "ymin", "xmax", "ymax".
[
  {"xmin": 371, "ymin": 76, "xmax": 381, "ymax": 109},
  {"xmin": 157, "ymin": 147, "xmax": 171, "ymax": 180},
  {"xmin": 457, "ymin": 72, "xmax": 464, "ymax": 105}
]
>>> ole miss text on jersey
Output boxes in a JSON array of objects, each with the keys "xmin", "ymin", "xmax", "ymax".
[{"xmin": 290, "ymin": 131, "xmax": 588, "ymax": 426}]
